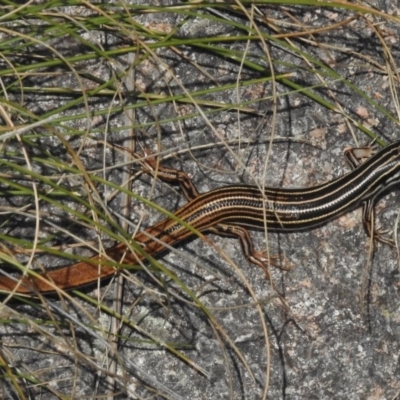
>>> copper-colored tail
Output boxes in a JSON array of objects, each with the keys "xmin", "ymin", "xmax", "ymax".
[{"xmin": 0, "ymin": 243, "xmax": 129, "ymax": 295}]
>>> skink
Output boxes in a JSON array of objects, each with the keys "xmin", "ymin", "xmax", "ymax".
[{"xmin": 1, "ymin": 141, "xmax": 400, "ymax": 295}]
